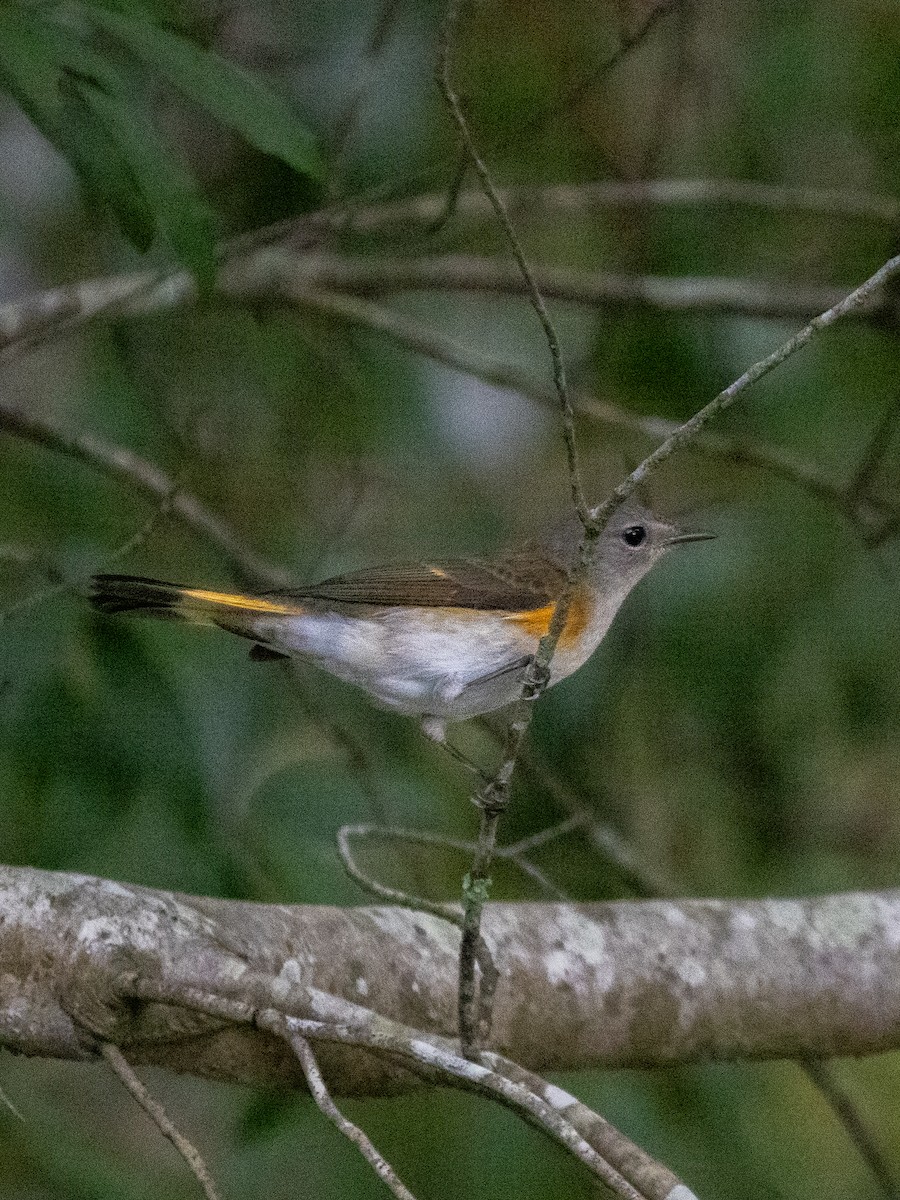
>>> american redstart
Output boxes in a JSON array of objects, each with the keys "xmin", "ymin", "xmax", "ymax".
[{"xmin": 90, "ymin": 503, "xmax": 712, "ymax": 741}]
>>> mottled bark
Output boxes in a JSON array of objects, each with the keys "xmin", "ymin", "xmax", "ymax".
[{"xmin": 1, "ymin": 865, "xmax": 898, "ymax": 1094}]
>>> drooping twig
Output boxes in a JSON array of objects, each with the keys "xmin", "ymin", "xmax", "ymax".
[
  {"xmin": 288, "ymin": 1032, "xmax": 420, "ymax": 1200},
  {"xmin": 286, "ymin": 287, "xmax": 896, "ymax": 533},
  {"xmin": 0, "ymin": 400, "xmax": 289, "ymax": 589},
  {"xmin": 133, "ymin": 978, "xmax": 676, "ymax": 1200},
  {"xmin": 101, "ymin": 1044, "xmax": 223, "ymax": 1200},
  {"xmin": 336, "ymin": 824, "xmax": 463, "ymax": 922}
]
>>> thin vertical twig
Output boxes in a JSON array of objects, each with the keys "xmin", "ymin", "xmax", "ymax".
[
  {"xmin": 802, "ymin": 1058, "xmax": 899, "ymax": 1200},
  {"xmin": 102, "ymin": 1045, "xmax": 223, "ymax": 1200},
  {"xmin": 326, "ymin": 0, "xmax": 404, "ymax": 196},
  {"xmin": 435, "ymin": 0, "xmax": 590, "ymax": 526},
  {"xmin": 435, "ymin": 0, "xmax": 600, "ymax": 1059},
  {"xmin": 288, "ymin": 1032, "xmax": 421, "ymax": 1200}
]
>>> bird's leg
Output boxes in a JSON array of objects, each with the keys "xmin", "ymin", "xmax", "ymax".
[{"xmin": 420, "ymin": 716, "xmax": 490, "ymax": 784}]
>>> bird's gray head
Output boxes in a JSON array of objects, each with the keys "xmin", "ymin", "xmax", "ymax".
[{"xmin": 544, "ymin": 502, "xmax": 714, "ymax": 599}]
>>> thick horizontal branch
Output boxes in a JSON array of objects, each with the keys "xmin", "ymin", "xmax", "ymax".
[{"xmin": 2, "ymin": 864, "xmax": 900, "ymax": 1094}]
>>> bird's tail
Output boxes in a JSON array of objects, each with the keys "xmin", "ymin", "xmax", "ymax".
[{"xmin": 89, "ymin": 574, "xmax": 301, "ymax": 639}]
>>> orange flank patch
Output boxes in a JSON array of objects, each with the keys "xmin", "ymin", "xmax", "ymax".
[
  {"xmin": 506, "ymin": 587, "xmax": 592, "ymax": 649},
  {"xmin": 182, "ymin": 588, "xmax": 303, "ymax": 616}
]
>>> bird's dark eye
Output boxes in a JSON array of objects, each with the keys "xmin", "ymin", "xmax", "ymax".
[{"xmin": 622, "ymin": 525, "xmax": 647, "ymax": 547}]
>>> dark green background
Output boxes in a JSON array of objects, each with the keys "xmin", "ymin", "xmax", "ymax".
[{"xmin": 1, "ymin": 1, "xmax": 899, "ymax": 1197}]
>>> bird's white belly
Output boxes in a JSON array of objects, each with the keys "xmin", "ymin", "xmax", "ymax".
[
  {"xmin": 255, "ymin": 588, "xmax": 623, "ymax": 719},
  {"xmin": 256, "ymin": 607, "xmax": 534, "ymax": 716}
]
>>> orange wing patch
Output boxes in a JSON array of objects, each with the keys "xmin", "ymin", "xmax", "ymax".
[
  {"xmin": 505, "ymin": 587, "xmax": 593, "ymax": 649},
  {"xmin": 182, "ymin": 588, "xmax": 303, "ymax": 616},
  {"xmin": 508, "ymin": 602, "xmax": 554, "ymax": 639}
]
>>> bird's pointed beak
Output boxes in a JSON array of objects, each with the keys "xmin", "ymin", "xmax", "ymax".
[{"xmin": 665, "ymin": 530, "xmax": 716, "ymax": 546}]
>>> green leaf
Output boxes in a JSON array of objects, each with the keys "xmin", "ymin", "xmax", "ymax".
[
  {"xmin": 0, "ymin": 5, "xmax": 154, "ymax": 247},
  {"xmin": 75, "ymin": 77, "xmax": 218, "ymax": 286},
  {"xmin": 86, "ymin": 6, "xmax": 324, "ymax": 181},
  {"xmin": 36, "ymin": 13, "xmax": 218, "ymax": 284}
]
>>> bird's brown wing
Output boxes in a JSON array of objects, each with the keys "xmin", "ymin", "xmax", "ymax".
[{"xmin": 267, "ymin": 554, "xmax": 564, "ymax": 612}]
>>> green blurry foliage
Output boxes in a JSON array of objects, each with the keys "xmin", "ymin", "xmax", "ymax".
[
  {"xmin": 1, "ymin": 1, "xmax": 900, "ymax": 1198},
  {"xmin": 0, "ymin": 0, "xmax": 323, "ymax": 278}
]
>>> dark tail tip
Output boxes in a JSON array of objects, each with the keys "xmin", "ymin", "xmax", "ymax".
[{"xmin": 90, "ymin": 574, "xmax": 185, "ymax": 617}]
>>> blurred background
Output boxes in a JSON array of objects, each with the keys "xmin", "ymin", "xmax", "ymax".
[{"xmin": 2, "ymin": 0, "xmax": 900, "ymax": 1196}]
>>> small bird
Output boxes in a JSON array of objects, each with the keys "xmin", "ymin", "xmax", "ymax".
[{"xmin": 90, "ymin": 504, "xmax": 713, "ymax": 741}]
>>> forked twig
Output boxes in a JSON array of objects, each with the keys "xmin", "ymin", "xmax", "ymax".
[
  {"xmin": 0, "ymin": 480, "xmax": 178, "ymax": 625},
  {"xmin": 133, "ymin": 977, "xmax": 682, "ymax": 1200},
  {"xmin": 435, "ymin": 0, "xmax": 601, "ymax": 1060},
  {"xmin": 289, "ymin": 1033, "xmax": 420, "ymax": 1200},
  {"xmin": 338, "ymin": 821, "xmax": 573, "ymax": 909}
]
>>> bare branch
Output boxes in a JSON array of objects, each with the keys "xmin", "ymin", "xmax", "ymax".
[
  {"xmin": 289, "ymin": 1033, "xmax": 420, "ymax": 1200},
  {"xmin": 434, "ymin": 3, "xmax": 589, "ymax": 525},
  {"xmin": 288, "ymin": 288, "xmax": 888, "ymax": 530},
  {"xmin": 266, "ymin": 251, "xmax": 850, "ymax": 320},
  {"xmin": 2, "ymin": 179, "xmax": 898, "ymax": 364},
  {"xmin": 7, "ymin": 865, "xmax": 900, "ymax": 1076},
  {"xmin": 483, "ymin": 1054, "xmax": 690, "ymax": 1200},
  {"xmin": 135, "ymin": 985, "xmax": 669, "ymax": 1200},
  {"xmin": 338, "ymin": 178, "xmax": 900, "ymax": 235},
  {"xmin": 101, "ymin": 1044, "xmax": 223, "ymax": 1200},
  {"xmin": 0, "ymin": 400, "xmax": 291, "ymax": 589}
]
